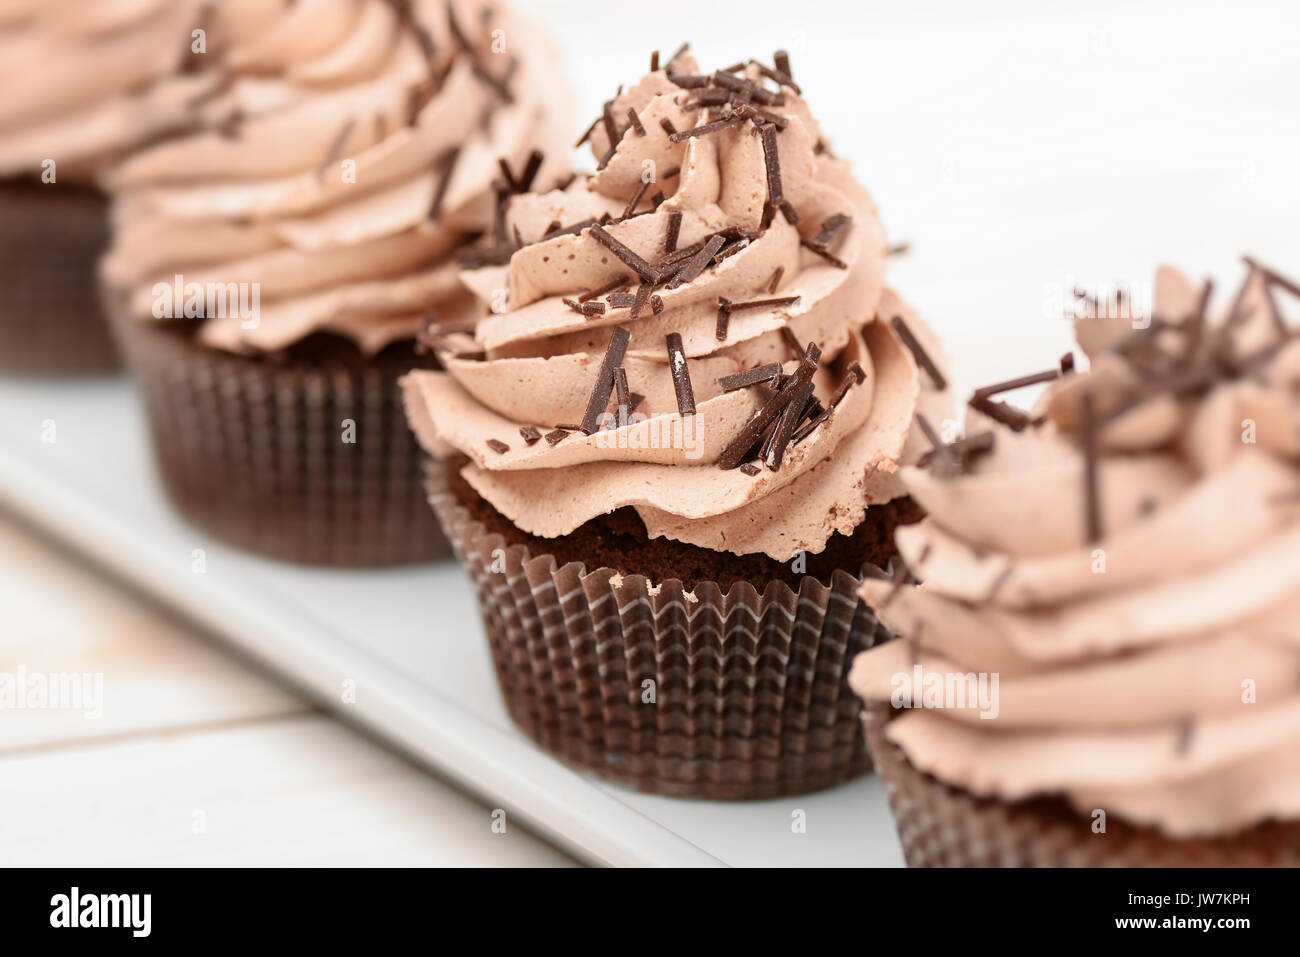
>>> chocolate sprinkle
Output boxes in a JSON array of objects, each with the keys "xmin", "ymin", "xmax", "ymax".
[
  {"xmin": 764, "ymin": 379, "xmax": 813, "ymax": 469},
  {"xmin": 580, "ymin": 326, "xmax": 631, "ymax": 434},
  {"xmin": 973, "ymin": 368, "xmax": 1060, "ymax": 398},
  {"xmin": 758, "ymin": 124, "xmax": 784, "ymax": 208},
  {"xmin": 626, "ymin": 107, "xmax": 646, "ymax": 136},
  {"xmin": 800, "ymin": 238, "xmax": 848, "ymax": 269},
  {"xmin": 767, "ymin": 266, "xmax": 785, "ymax": 294},
  {"xmin": 890, "ymin": 315, "xmax": 947, "ymax": 390},
  {"xmin": 589, "ymin": 224, "xmax": 660, "ymax": 284},
  {"xmin": 673, "ymin": 234, "xmax": 726, "ymax": 285},
  {"xmin": 969, "ymin": 394, "xmax": 1034, "ymax": 431},
  {"xmin": 1080, "ymin": 392, "xmax": 1103, "ymax": 543},
  {"xmin": 715, "ymin": 298, "xmax": 731, "ymax": 340},
  {"xmin": 718, "ymin": 358, "xmax": 817, "ymax": 469},
  {"xmin": 739, "ymin": 462, "xmax": 761, "ymax": 476},
  {"xmin": 725, "ymin": 295, "xmax": 801, "ymax": 314},
  {"xmin": 669, "ymin": 114, "xmax": 747, "ymax": 141},
  {"xmin": 519, "ymin": 425, "xmax": 541, "ymax": 445},
  {"xmin": 650, "ymin": 295, "xmax": 664, "ymax": 314},
  {"xmin": 719, "ymin": 362, "xmax": 782, "ymax": 392},
  {"xmin": 659, "ymin": 117, "xmax": 677, "ymax": 137},
  {"xmin": 666, "ymin": 333, "xmax": 696, "ymax": 416},
  {"xmin": 664, "ymin": 210, "xmax": 683, "ymax": 253},
  {"xmin": 630, "ymin": 282, "xmax": 651, "ymax": 318},
  {"xmin": 486, "ymin": 438, "xmax": 510, "ymax": 454},
  {"xmin": 1060, "ymin": 352, "xmax": 1076, "ymax": 375},
  {"xmin": 428, "ymin": 145, "xmax": 461, "ymax": 220},
  {"xmin": 544, "ymin": 428, "xmax": 570, "ymax": 446},
  {"xmin": 614, "ymin": 367, "xmax": 631, "ymax": 427},
  {"xmin": 621, "ymin": 179, "xmax": 650, "ymax": 220}
]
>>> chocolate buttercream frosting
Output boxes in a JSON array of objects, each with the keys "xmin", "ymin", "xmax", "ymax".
[
  {"xmin": 403, "ymin": 49, "xmax": 950, "ymax": 561},
  {"xmin": 0, "ymin": 0, "xmax": 213, "ymax": 181},
  {"xmin": 98, "ymin": 0, "xmax": 572, "ymax": 355},
  {"xmin": 851, "ymin": 261, "xmax": 1300, "ymax": 838}
]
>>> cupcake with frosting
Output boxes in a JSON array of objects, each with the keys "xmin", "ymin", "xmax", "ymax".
[
  {"xmin": 402, "ymin": 47, "xmax": 951, "ymax": 798},
  {"xmin": 851, "ymin": 260, "xmax": 1300, "ymax": 865},
  {"xmin": 0, "ymin": 0, "xmax": 208, "ymax": 373},
  {"xmin": 98, "ymin": 0, "xmax": 572, "ymax": 565}
]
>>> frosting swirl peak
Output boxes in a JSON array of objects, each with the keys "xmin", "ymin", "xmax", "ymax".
[{"xmin": 403, "ymin": 50, "xmax": 950, "ymax": 561}]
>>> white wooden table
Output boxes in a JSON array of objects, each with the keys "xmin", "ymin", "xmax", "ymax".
[{"xmin": 0, "ymin": 511, "xmax": 576, "ymax": 867}]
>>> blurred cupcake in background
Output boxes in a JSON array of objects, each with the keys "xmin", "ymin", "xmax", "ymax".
[
  {"xmin": 0, "ymin": 0, "xmax": 210, "ymax": 374},
  {"xmin": 98, "ymin": 0, "xmax": 572, "ymax": 566},
  {"xmin": 852, "ymin": 261, "xmax": 1300, "ymax": 865},
  {"xmin": 403, "ymin": 47, "xmax": 951, "ymax": 798}
]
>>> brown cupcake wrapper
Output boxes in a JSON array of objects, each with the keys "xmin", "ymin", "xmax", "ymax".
[
  {"xmin": 864, "ymin": 704, "xmax": 1300, "ymax": 866},
  {"xmin": 109, "ymin": 300, "xmax": 452, "ymax": 567},
  {"xmin": 0, "ymin": 178, "xmax": 118, "ymax": 374},
  {"xmin": 427, "ymin": 458, "xmax": 892, "ymax": 799}
]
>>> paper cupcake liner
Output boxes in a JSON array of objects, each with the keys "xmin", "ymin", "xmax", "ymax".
[
  {"xmin": 864, "ymin": 704, "xmax": 1300, "ymax": 866},
  {"xmin": 109, "ymin": 302, "xmax": 451, "ymax": 567},
  {"xmin": 0, "ymin": 178, "xmax": 117, "ymax": 374},
  {"xmin": 427, "ymin": 459, "xmax": 893, "ymax": 799}
]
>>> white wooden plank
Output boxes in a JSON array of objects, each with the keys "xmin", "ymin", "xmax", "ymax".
[
  {"xmin": 0, "ymin": 713, "xmax": 577, "ymax": 867},
  {"xmin": 0, "ymin": 514, "xmax": 307, "ymax": 752}
]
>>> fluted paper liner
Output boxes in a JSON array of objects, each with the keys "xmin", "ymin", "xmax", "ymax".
[
  {"xmin": 428, "ymin": 458, "xmax": 892, "ymax": 799},
  {"xmin": 864, "ymin": 704, "xmax": 1300, "ymax": 866},
  {"xmin": 109, "ymin": 298, "xmax": 451, "ymax": 567},
  {"xmin": 0, "ymin": 179, "xmax": 117, "ymax": 374}
]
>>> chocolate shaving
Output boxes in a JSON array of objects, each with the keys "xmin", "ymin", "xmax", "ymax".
[
  {"xmin": 800, "ymin": 238, "xmax": 848, "ymax": 269},
  {"xmin": 630, "ymin": 282, "xmax": 651, "ymax": 318},
  {"xmin": 810, "ymin": 213, "xmax": 852, "ymax": 250},
  {"xmin": 562, "ymin": 297, "xmax": 606, "ymax": 317},
  {"xmin": 969, "ymin": 394, "xmax": 1034, "ymax": 431},
  {"xmin": 580, "ymin": 326, "xmax": 631, "ymax": 434},
  {"xmin": 659, "ymin": 117, "xmax": 677, "ymax": 137},
  {"xmin": 973, "ymin": 368, "xmax": 1060, "ymax": 398},
  {"xmin": 543, "ymin": 217, "xmax": 598, "ymax": 241},
  {"xmin": 519, "ymin": 425, "xmax": 541, "ymax": 445},
  {"xmin": 666, "ymin": 333, "xmax": 696, "ymax": 416},
  {"xmin": 428, "ymin": 145, "xmax": 461, "ymax": 220},
  {"xmin": 317, "ymin": 117, "xmax": 356, "ymax": 180},
  {"xmin": 767, "ymin": 266, "xmax": 785, "ymax": 294},
  {"xmin": 1080, "ymin": 392, "xmax": 1103, "ymax": 543},
  {"xmin": 486, "ymin": 438, "xmax": 510, "ymax": 454},
  {"xmin": 715, "ymin": 298, "xmax": 731, "ymax": 340},
  {"xmin": 758, "ymin": 124, "xmax": 784, "ymax": 208},
  {"xmin": 890, "ymin": 315, "xmax": 947, "ymax": 390},
  {"xmin": 719, "ymin": 362, "xmax": 782, "ymax": 392},
  {"xmin": 664, "ymin": 210, "xmax": 683, "ymax": 254},
  {"xmin": 621, "ymin": 179, "xmax": 650, "ymax": 220},
  {"xmin": 650, "ymin": 295, "xmax": 664, "ymax": 315},
  {"xmin": 650, "ymin": 50, "xmax": 660, "ymax": 73},
  {"xmin": 669, "ymin": 114, "xmax": 746, "ymax": 141},
  {"xmin": 750, "ymin": 57, "xmax": 801, "ymax": 95},
  {"xmin": 574, "ymin": 115, "xmax": 600, "ymax": 148},
  {"xmin": 614, "ymin": 367, "xmax": 631, "ymax": 427},
  {"xmin": 984, "ymin": 563, "xmax": 1014, "ymax": 602},
  {"xmin": 626, "ymin": 107, "xmax": 646, "ymax": 136},
  {"xmin": 764, "ymin": 380, "xmax": 813, "ymax": 470},
  {"xmin": 774, "ymin": 50, "xmax": 793, "ymax": 82},
  {"xmin": 1060, "ymin": 352, "xmax": 1076, "ymax": 375},
  {"xmin": 724, "ymin": 295, "xmax": 801, "ymax": 314},
  {"xmin": 589, "ymin": 224, "xmax": 660, "ymax": 284},
  {"xmin": 780, "ymin": 326, "xmax": 804, "ymax": 358},
  {"xmin": 718, "ymin": 359, "xmax": 817, "ymax": 469},
  {"xmin": 667, "ymin": 73, "xmax": 713, "ymax": 90},
  {"xmin": 544, "ymin": 428, "xmax": 570, "ymax": 446},
  {"xmin": 672, "ymin": 234, "xmax": 726, "ymax": 285},
  {"xmin": 739, "ymin": 462, "xmax": 761, "ymax": 476}
]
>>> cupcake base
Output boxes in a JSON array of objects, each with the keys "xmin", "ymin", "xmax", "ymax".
[
  {"xmin": 111, "ymin": 309, "xmax": 452, "ymax": 567},
  {"xmin": 864, "ymin": 704, "xmax": 1300, "ymax": 866},
  {"xmin": 429, "ymin": 459, "xmax": 923, "ymax": 799},
  {"xmin": 0, "ymin": 178, "xmax": 117, "ymax": 375}
]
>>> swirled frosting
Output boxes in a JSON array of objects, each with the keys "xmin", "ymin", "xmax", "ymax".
[
  {"xmin": 0, "ymin": 0, "xmax": 213, "ymax": 181},
  {"xmin": 98, "ymin": 0, "xmax": 572, "ymax": 354},
  {"xmin": 850, "ymin": 262, "xmax": 1300, "ymax": 838},
  {"xmin": 402, "ymin": 52, "xmax": 950, "ymax": 561}
]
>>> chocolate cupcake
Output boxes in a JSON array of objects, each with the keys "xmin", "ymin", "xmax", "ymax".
[
  {"xmin": 402, "ymin": 48, "xmax": 951, "ymax": 798},
  {"xmin": 0, "ymin": 0, "xmax": 209, "ymax": 374},
  {"xmin": 97, "ymin": 0, "xmax": 572, "ymax": 565},
  {"xmin": 851, "ymin": 261, "xmax": 1300, "ymax": 865}
]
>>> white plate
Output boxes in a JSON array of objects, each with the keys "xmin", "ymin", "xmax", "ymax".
[{"xmin": 0, "ymin": 376, "xmax": 903, "ymax": 867}]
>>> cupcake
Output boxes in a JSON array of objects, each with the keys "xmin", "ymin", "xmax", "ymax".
[
  {"xmin": 851, "ymin": 261, "xmax": 1300, "ymax": 865},
  {"xmin": 402, "ymin": 47, "xmax": 951, "ymax": 798},
  {"xmin": 97, "ymin": 0, "xmax": 572, "ymax": 566},
  {"xmin": 0, "ymin": 0, "xmax": 209, "ymax": 374}
]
